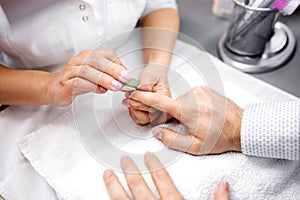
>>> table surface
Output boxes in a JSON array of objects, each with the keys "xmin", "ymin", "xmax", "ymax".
[{"xmin": 177, "ymin": 0, "xmax": 300, "ymax": 98}]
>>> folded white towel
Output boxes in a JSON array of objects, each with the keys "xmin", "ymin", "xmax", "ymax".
[{"xmin": 18, "ymin": 40, "xmax": 300, "ymax": 200}]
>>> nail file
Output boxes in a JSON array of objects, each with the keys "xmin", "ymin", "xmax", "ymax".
[{"xmin": 120, "ymin": 78, "xmax": 140, "ymax": 92}]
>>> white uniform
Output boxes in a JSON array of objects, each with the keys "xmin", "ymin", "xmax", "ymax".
[
  {"xmin": 0, "ymin": 1, "xmax": 177, "ymax": 199},
  {"xmin": 0, "ymin": 0, "xmax": 177, "ymax": 69}
]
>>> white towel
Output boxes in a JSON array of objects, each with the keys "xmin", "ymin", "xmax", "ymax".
[
  {"xmin": 18, "ymin": 40, "xmax": 300, "ymax": 200},
  {"xmin": 18, "ymin": 91, "xmax": 300, "ymax": 200}
]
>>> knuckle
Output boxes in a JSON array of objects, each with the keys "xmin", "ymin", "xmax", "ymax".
[
  {"xmin": 106, "ymin": 48, "xmax": 116, "ymax": 56},
  {"xmin": 68, "ymin": 57, "xmax": 80, "ymax": 65},
  {"xmin": 200, "ymin": 85, "xmax": 210, "ymax": 91},
  {"xmin": 127, "ymin": 177, "xmax": 140, "ymax": 187},
  {"xmin": 152, "ymin": 170, "xmax": 166, "ymax": 181},
  {"xmin": 79, "ymin": 50, "xmax": 92, "ymax": 56},
  {"xmin": 78, "ymin": 65, "xmax": 89, "ymax": 77},
  {"xmin": 188, "ymin": 141, "xmax": 202, "ymax": 155}
]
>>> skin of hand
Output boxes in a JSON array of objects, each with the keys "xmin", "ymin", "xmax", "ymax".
[
  {"xmin": 0, "ymin": 49, "xmax": 131, "ymax": 106},
  {"xmin": 128, "ymin": 86, "xmax": 243, "ymax": 155},
  {"xmin": 103, "ymin": 152, "xmax": 231, "ymax": 200},
  {"xmin": 123, "ymin": 8, "xmax": 179, "ymax": 126},
  {"xmin": 122, "ymin": 64, "xmax": 172, "ymax": 125},
  {"xmin": 47, "ymin": 49, "xmax": 132, "ymax": 107}
]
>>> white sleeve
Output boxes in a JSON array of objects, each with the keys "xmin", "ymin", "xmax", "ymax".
[
  {"xmin": 142, "ymin": 0, "xmax": 178, "ymax": 18},
  {"xmin": 241, "ymin": 101, "xmax": 300, "ymax": 160}
]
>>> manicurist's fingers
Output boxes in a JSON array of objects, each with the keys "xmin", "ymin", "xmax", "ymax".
[
  {"xmin": 144, "ymin": 152, "xmax": 183, "ymax": 200},
  {"xmin": 75, "ymin": 50, "xmax": 131, "ymax": 83},
  {"xmin": 121, "ymin": 156, "xmax": 155, "ymax": 200},
  {"xmin": 103, "ymin": 169, "xmax": 130, "ymax": 200},
  {"xmin": 63, "ymin": 64, "xmax": 124, "ymax": 91},
  {"xmin": 153, "ymin": 127, "xmax": 203, "ymax": 155},
  {"xmin": 65, "ymin": 77, "xmax": 98, "ymax": 96}
]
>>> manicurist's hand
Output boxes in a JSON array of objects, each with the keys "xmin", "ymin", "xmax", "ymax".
[
  {"xmin": 103, "ymin": 152, "xmax": 231, "ymax": 200},
  {"xmin": 128, "ymin": 86, "xmax": 243, "ymax": 155},
  {"xmin": 46, "ymin": 49, "xmax": 132, "ymax": 107},
  {"xmin": 122, "ymin": 64, "xmax": 172, "ymax": 125}
]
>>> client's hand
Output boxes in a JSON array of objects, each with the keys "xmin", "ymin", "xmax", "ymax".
[
  {"xmin": 128, "ymin": 86, "xmax": 243, "ymax": 155},
  {"xmin": 103, "ymin": 152, "xmax": 231, "ymax": 200},
  {"xmin": 46, "ymin": 49, "xmax": 131, "ymax": 107},
  {"xmin": 122, "ymin": 64, "xmax": 171, "ymax": 125}
]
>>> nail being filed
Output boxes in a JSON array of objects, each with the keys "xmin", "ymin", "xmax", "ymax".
[{"xmin": 120, "ymin": 78, "xmax": 140, "ymax": 92}]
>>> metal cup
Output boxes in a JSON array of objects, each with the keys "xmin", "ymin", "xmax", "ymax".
[{"xmin": 225, "ymin": 0, "xmax": 279, "ymax": 57}]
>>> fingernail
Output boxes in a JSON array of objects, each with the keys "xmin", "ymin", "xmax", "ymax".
[
  {"xmin": 103, "ymin": 169, "xmax": 113, "ymax": 179},
  {"xmin": 111, "ymin": 80, "xmax": 122, "ymax": 90},
  {"xmin": 138, "ymin": 83, "xmax": 152, "ymax": 91},
  {"xmin": 125, "ymin": 91, "xmax": 133, "ymax": 97},
  {"xmin": 99, "ymin": 86, "xmax": 107, "ymax": 93},
  {"xmin": 121, "ymin": 99, "xmax": 130, "ymax": 107},
  {"xmin": 221, "ymin": 182, "xmax": 229, "ymax": 192},
  {"xmin": 144, "ymin": 151, "xmax": 152, "ymax": 159},
  {"xmin": 152, "ymin": 127, "xmax": 162, "ymax": 140},
  {"xmin": 120, "ymin": 156, "xmax": 130, "ymax": 165},
  {"xmin": 121, "ymin": 70, "xmax": 132, "ymax": 81}
]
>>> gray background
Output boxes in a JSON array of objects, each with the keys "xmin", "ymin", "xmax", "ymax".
[{"xmin": 177, "ymin": 0, "xmax": 300, "ymax": 97}]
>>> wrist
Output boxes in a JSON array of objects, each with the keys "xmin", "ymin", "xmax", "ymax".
[
  {"xmin": 43, "ymin": 72, "xmax": 57, "ymax": 106},
  {"xmin": 232, "ymin": 107, "xmax": 243, "ymax": 152},
  {"xmin": 143, "ymin": 63, "xmax": 169, "ymax": 75}
]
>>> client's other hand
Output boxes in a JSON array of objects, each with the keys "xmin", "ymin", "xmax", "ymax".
[
  {"xmin": 128, "ymin": 86, "xmax": 243, "ymax": 155},
  {"xmin": 103, "ymin": 152, "xmax": 230, "ymax": 200}
]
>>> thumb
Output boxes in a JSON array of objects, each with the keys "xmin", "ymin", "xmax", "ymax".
[
  {"xmin": 214, "ymin": 182, "xmax": 230, "ymax": 200},
  {"xmin": 130, "ymin": 91, "xmax": 181, "ymax": 119},
  {"xmin": 137, "ymin": 83, "xmax": 153, "ymax": 92}
]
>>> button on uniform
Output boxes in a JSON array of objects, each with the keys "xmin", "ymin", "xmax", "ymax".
[
  {"xmin": 79, "ymin": 4, "xmax": 86, "ymax": 10},
  {"xmin": 82, "ymin": 16, "xmax": 88, "ymax": 22}
]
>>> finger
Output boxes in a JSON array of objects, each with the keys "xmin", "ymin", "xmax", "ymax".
[
  {"xmin": 130, "ymin": 91, "xmax": 180, "ymax": 119},
  {"xmin": 128, "ymin": 108, "xmax": 151, "ymax": 125},
  {"xmin": 98, "ymin": 72, "xmax": 124, "ymax": 91},
  {"xmin": 122, "ymin": 98, "xmax": 153, "ymax": 112},
  {"xmin": 96, "ymin": 86, "xmax": 108, "ymax": 94},
  {"xmin": 75, "ymin": 50, "xmax": 131, "ymax": 83},
  {"xmin": 121, "ymin": 156, "xmax": 155, "ymax": 200},
  {"xmin": 73, "ymin": 48, "xmax": 125, "ymax": 67},
  {"xmin": 99, "ymin": 48, "xmax": 123, "ymax": 66},
  {"xmin": 151, "ymin": 113, "xmax": 174, "ymax": 125},
  {"xmin": 64, "ymin": 65, "xmax": 123, "ymax": 91},
  {"xmin": 214, "ymin": 182, "xmax": 231, "ymax": 200},
  {"xmin": 87, "ymin": 55, "xmax": 131, "ymax": 83},
  {"xmin": 152, "ymin": 127, "xmax": 203, "ymax": 155},
  {"xmin": 103, "ymin": 169, "xmax": 130, "ymax": 200},
  {"xmin": 138, "ymin": 83, "xmax": 154, "ymax": 92},
  {"xmin": 144, "ymin": 152, "xmax": 183, "ymax": 200},
  {"xmin": 66, "ymin": 77, "xmax": 98, "ymax": 96},
  {"xmin": 125, "ymin": 91, "xmax": 133, "ymax": 98},
  {"xmin": 99, "ymin": 57, "xmax": 132, "ymax": 83}
]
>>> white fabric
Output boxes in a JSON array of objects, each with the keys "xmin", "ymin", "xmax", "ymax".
[
  {"xmin": 0, "ymin": 106, "xmax": 69, "ymax": 200},
  {"xmin": 241, "ymin": 101, "xmax": 300, "ymax": 160},
  {"xmin": 6, "ymin": 40, "xmax": 299, "ymax": 200},
  {"xmin": 0, "ymin": 0, "xmax": 177, "ymax": 69},
  {"xmin": 142, "ymin": 0, "xmax": 177, "ymax": 17}
]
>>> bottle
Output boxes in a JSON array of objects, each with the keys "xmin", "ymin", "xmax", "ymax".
[{"xmin": 212, "ymin": 0, "xmax": 234, "ymax": 19}]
